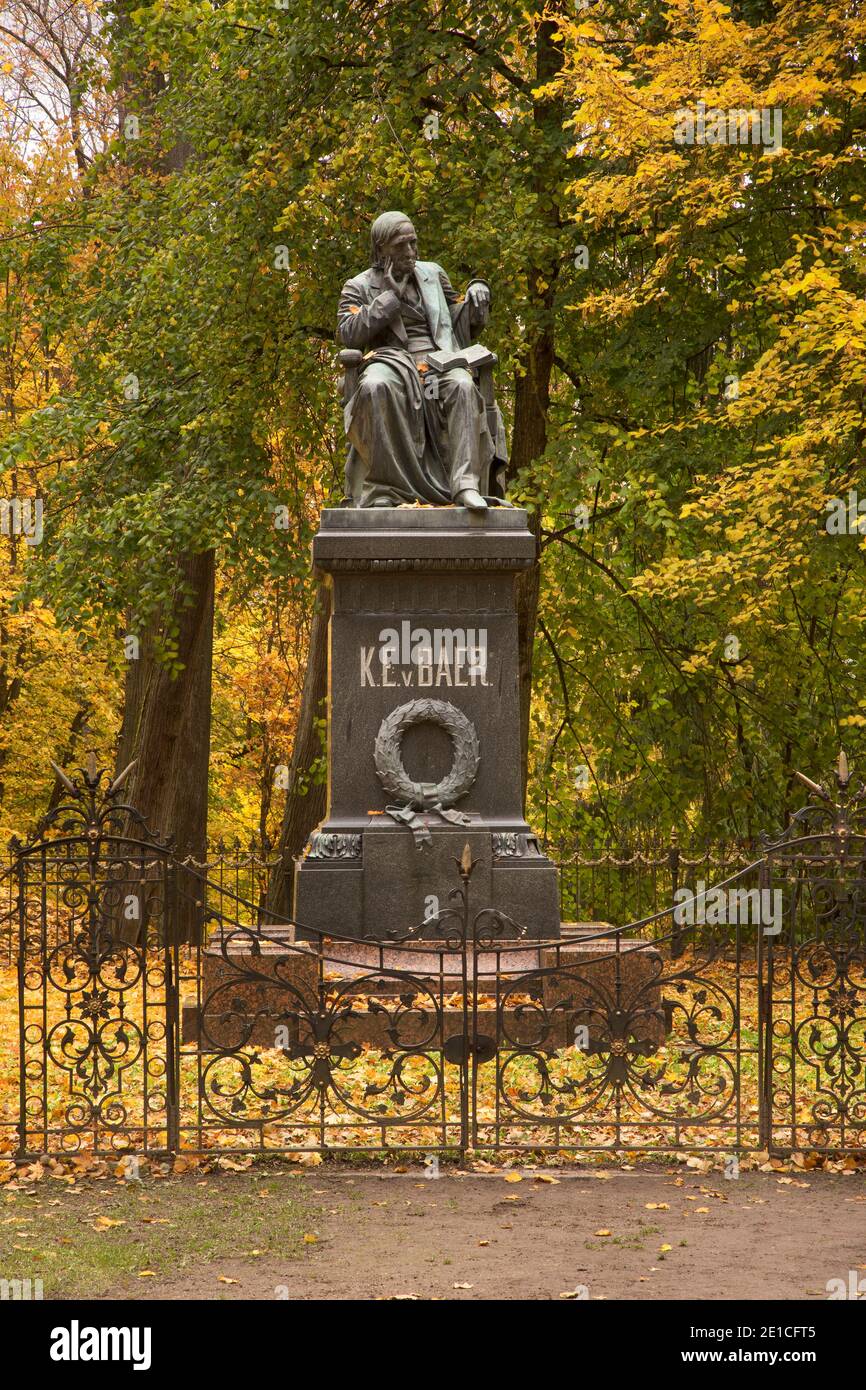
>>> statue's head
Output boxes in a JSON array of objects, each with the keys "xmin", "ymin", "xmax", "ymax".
[{"xmin": 370, "ymin": 211, "xmax": 417, "ymax": 274}]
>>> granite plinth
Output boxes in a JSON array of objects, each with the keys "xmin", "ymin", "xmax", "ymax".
[
  {"xmin": 183, "ymin": 929, "xmax": 665, "ymax": 1051},
  {"xmin": 185, "ymin": 928, "xmax": 317, "ymax": 1051},
  {"xmin": 293, "ymin": 508, "xmax": 561, "ymax": 941}
]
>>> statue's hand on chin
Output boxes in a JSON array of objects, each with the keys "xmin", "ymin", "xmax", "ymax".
[{"xmin": 382, "ymin": 257, "xmax": 410, "ymax": 299}]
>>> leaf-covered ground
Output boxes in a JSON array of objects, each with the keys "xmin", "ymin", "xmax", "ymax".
[{"xmin": 2, "ymin": 956, "xmax": 864, "ymax": 1167}]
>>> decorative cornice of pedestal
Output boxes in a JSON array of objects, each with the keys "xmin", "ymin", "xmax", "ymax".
[
  {"xmin": 307, "ymin": 831, "xmax": 362, "ymax": 860},
  {"xmin": 313, "ymin": 507, "xmax": 536, "ymax": 573},
  {"xmin": 492, "ymin": 831, "xmax": 545, "ymax": 859},
  {"xmin": 323, "ymin": 556, "xmax": 531, "ymax": 572}
]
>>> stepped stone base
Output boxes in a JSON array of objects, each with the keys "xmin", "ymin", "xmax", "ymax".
[{"xmin": 182, "ymin": 927, "xmax": 666, "ymax": 1051}]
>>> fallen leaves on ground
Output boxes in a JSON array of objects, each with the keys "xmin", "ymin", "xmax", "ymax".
[{"xmin": 2, "ymin": 960, "xmax": 866, "ymax": 1175}]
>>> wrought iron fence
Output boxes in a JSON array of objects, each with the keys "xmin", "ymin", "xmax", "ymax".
[
  {"xmin": 3, "ymin": 753, "xmax": 865, "ymax": 1162},
  {"xmin": 0, "ymin": 833, "xmax": 763, "ymax": 964},
  {"xmin": 0, "ymin": 838, "xmax": 278, "ymax": 966},
  {"xmin": 551, "ymin": 835, "xmax": 760, "ymax": 933}
]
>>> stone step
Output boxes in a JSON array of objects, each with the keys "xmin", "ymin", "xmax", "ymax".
[{"xmin": 192, "ymin": 925, "xmax": 665, "ymax": 1049}]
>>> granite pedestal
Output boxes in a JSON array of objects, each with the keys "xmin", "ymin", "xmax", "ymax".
[{"xmin": 293, "ymin": 508, "xmax": 561, "ymax": 941}]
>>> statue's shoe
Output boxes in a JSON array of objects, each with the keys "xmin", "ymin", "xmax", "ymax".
[
  {"xmin": 370, "ymin": 497, "xmax": 394, "ymax": 508},
  {"xmin": 455, "ymin": 489, "xmax": 488, "ymax": 511}
]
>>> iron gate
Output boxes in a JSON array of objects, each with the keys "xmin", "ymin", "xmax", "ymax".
[
  {"xmin": 761, "ymin": 763, "xmax": 866, "ymax": 1155},
  {"xmin": 15, "ymin": 762, "xmax": 179, "ymax": 1157},
  {"xmin": 11, "ymin": 756, "xmax": 866, "ymax": 1160}
]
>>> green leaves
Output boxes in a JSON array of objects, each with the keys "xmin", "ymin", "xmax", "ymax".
[
  {"xmin": 525, "ymin": 0, "xmax": 866, "ymax": 841},
  {"xmin": 6, "ymin": 0, "xmax": 864, "ymax": 843}
]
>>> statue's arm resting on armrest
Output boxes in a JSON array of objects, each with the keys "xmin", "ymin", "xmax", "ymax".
[
  {"xmin": 440, "ymin": 268, "xmax": 492, "ymax": 347},
  {"xmin": 337, "ymin": 280, "xmax": 401, "ymax": 350}
]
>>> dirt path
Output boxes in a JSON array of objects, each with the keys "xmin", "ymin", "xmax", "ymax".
[{"xmin": 122, "ymin": 1166, "xmax": 866, "ymax": 1301}]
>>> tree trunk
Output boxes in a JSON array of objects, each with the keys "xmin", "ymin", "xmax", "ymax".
[
  {"xmin": 510, "ymin": 12, "xmax": 565, "ymax": 803},
  {"xmin": 117, "ymin": 550, "xmax": 215, "ymax": 941},
  {"xmin": 110, "ymin": 7, "xmax": 211, "ymax": 940},
  {"xmin": 267, "ymin": 580, "xmax": 330, "ymax": 920},
  {"xmin": 511, "ymin": 359, "xmax": 550, "ymax": 802}
]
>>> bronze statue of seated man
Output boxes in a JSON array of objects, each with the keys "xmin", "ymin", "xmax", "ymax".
[{"xmin": 337, "ymin": 211, "xmax": 508, "ymax": 511}]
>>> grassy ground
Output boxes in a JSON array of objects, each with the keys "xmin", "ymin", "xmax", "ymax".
[{"xmin": 0, "ymin": 1170, "xmax": 316, "ymax": 1299}]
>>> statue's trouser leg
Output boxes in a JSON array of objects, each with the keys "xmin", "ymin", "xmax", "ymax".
[
  {"xmin": 346, "ymin": 362, "xmax": 427, "ymax": 503},
  {"xmin": 437, "ymin": 368, "xmax": 491, "ymax": 499},
  {"xmin": 347, "ymin": 364, "xmax": 408, "ymax": 465}
]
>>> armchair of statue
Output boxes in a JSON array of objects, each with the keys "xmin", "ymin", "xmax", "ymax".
[
  {"xmin": 338, "ymin": 349, "xmax": 363, "ymax": 507},
  {"xmin": 338, "ymin": 347, "xmax": 364, "ymax": 407},
  {"xmin": 337, "ymin": 347, "xmax": 503, "ymax": 506}
]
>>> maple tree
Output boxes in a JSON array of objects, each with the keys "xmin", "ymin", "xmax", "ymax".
[
  {"xmin": 526, "ymin": 0, "xmax": 866, "ymax": 841},
  {"xmin": 0, "ymin": 1, "xmax": 120, "ymax": 838}
]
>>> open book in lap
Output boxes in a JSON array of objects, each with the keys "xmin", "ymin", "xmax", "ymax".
[{"xmin": 425, "ymin": 343, "xmax": 497, "ymax": 373}]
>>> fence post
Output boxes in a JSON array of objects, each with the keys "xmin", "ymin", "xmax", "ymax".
[
  {"xmin": 459, "ymin": 844, "xmax": 472, "ymax": 1159},
  {"xmin": 14, "ymin": 841, "xmax": 26, "ymax": 1158},
  {"xmin": 163, "ymin": 857, "xmax": 180, "ymax": 1156},
  {"xmin": 669, "ymin": 830, "xmax": 683, "ymax": 956},
  {"xmin": 757, "ymin": 856, "xmax": 773, "ymax": 1153}
]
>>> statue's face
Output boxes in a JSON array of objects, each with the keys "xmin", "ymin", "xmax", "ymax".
[{"xmin": 385, "ymin": 221, "xmax": 417, "ymax": 276}]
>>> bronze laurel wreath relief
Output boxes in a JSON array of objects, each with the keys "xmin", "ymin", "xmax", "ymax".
[{"xmin": 373, "ymin": 699, "xmax": 480, "ymax": 810}]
